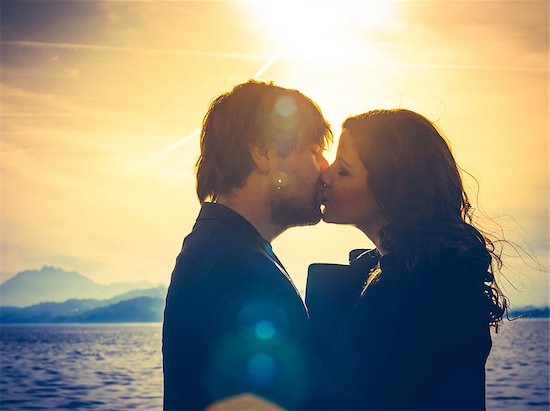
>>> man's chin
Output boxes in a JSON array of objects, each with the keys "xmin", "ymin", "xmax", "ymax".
[
  {"xmin": 297, "ymin": 209, "xmax": 323, "ymax": 226},
  {"xmin": 321, "ymin": 214, "xmax": 333, "ymax": 223},
  {"xmin": 270, "ymin": 202, "xmax": 323, "ymax": 228}
]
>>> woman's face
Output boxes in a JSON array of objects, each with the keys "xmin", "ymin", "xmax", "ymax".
[{"xmin": 321, "ymin": 129, "xmax": 384, "ymax": 231}]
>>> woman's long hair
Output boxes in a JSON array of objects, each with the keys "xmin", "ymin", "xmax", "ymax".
[{"xmin": 344, "ymin": 109, "xmax": 507, "ymax": 328}]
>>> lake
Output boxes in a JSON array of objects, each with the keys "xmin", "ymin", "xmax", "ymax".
[{"xmin": 1, "ymin": 319, "xmax": 548, "ymax": 410}]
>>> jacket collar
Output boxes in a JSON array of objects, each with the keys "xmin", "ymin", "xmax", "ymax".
[
  {"xmin": 196, "ymin": 201, "xmax": 276, "ymax": 256},
  {"xmin": 349, "ymin": 248, "xmax": 381, "ymax": 274}
]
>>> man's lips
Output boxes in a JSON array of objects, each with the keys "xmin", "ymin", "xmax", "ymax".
[
  {"xmin": 317, "ymin": 190, "xmax": 329, "ymax": 205},
  {"xmin": 315, "ymin": 191, "xmax": 324, "ymax": 205}
]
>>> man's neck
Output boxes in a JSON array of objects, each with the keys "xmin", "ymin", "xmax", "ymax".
[{"xmin": 217, "ymin": 195, "xmax": 283, "ymax": 243}]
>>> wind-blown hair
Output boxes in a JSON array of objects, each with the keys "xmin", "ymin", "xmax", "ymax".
[
  {"xmin": 196, "ymin": 80, "xmax": 332, "ymax": 203},
  {"xmin": 344, "ymin": 109, "xmax": 507, "ymax": 328}
]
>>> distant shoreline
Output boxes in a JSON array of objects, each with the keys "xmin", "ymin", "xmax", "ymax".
[
  {"xmin": 0, "ymin": 322, "xmax": 163, "ymax": 326},
  {"xmin": 1, "ymin": 318, "xmax": 548, "ymax": 326}
]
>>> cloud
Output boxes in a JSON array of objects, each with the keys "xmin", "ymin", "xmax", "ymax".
[
  {"xmin": 401, "ymin": 0, "xmax": 548, "ymax": 53},
  {"xmin": 1, "ymin": 0, "xmax": 106, "ymax": 43},
  {"xmin": 0, "ymin": 40, "xmax": 269, "ymax": 61},
  {"xmin": 3, "ymin": 39, "xmax": 546, "ymax": 74}
]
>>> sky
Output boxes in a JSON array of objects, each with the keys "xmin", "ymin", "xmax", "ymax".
[{"xmin": 1, "ymin": 0, "xmax": 548, "ymax": 307}]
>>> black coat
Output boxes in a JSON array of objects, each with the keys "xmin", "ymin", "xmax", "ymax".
[
  {"xmin": 306, "ymin": 249, "xmax": 492, "ymax": 410},
  {"xmin": 163, "ymin": 203, "xmax": 322, "ymax": 410}
]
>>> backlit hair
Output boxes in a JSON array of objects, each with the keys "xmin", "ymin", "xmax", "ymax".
[
  {"xmin": 196, "ymin": 80, "xmax": 332, "ymax": 203},
  {"xmin": 344, "ymin": 109, "xmax": 507, "ymax": 328}
]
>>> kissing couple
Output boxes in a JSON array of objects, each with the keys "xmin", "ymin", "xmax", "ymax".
[{"xmin": 163, "ymin": 80, "xmax": 507, "ymax": 411}]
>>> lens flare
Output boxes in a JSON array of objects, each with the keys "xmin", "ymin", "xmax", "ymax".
[
  {"xmin": 255, "ymin": 320, "xmax": 276, "ymax": 340},
  {"xmin": 247, "ymin": 353, "xmax": 276, "ymax": 386},
  {"xmin": 274, "ymin": 95, "xmax": 298, "ymax": 118}
]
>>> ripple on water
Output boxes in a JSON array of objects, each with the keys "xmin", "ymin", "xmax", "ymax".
[
  {"xmin": 2, "ymin": 399, "xmax": 30, "ymax": 405},
  {"xmin": 490, "ymin": 396, "xmax": 524, "ymax": 401},
  {"xmin": 526, "ymin": 401, "xmax": 550, "ymax": 407},
  {"xmin": 58, "ymin": 400, "xmax": 105, "ymax": 409},
  {"xmin": 34, "ymin": 394, "xmax": 60, "ymax": 398},
  {"xmin": 58, "ymin": 385, "xmax": 99, "ymax": 391},
  {"xmin": 34, "ymin": 378, "xmax": 63, "ymax": 387},
  {"xmin": 25, "ymin": 387, "xmax": 57, "ymax": 394}
]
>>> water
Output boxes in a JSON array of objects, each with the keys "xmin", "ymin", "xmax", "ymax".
[
  {"xmin": 0, "ymin": 319, "xmax": 548, "ymax": 410},
  {"xmin": 486, "ymin": 319, "xmax": 550, "ymax": 410},
  {"xmin": 0, "ymin": 324, "xmax": 163, "ymax": 410}
]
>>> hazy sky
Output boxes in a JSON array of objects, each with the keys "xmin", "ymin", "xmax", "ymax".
[{"xmin": 1, "ymin": 0, "xmax": 548, "ymax": 307}]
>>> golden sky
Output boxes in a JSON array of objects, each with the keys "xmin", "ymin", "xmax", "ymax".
[{"xmin": 1, "ymin": 0, "xmax": 548, "ymax": 307}]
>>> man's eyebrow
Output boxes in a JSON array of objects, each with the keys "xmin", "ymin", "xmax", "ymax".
[{"xmin": 338, "ymin": 156, "xmax": 352, "ymax": 168}]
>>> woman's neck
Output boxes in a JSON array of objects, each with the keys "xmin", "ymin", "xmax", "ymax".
[{"xmin": 356, "ymin": 222, "xmax": 388, "ymax": 256}]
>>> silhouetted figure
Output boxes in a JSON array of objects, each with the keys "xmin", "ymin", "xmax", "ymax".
[
  {"xmin": 307, "ymin": 109, "xmax": 507, "ymax": 410},
  {"xmin": 163, "ymin": 81, "xmax": 332, "ymax": 410}
]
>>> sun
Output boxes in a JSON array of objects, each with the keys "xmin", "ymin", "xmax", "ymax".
[{"xmin": 248, "ymin": 0, "xmax": 396, "ymax": 61}]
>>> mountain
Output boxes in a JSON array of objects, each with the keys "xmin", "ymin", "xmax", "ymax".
[
  {"xmin": 0, "ymin": 287, "xmax": 167, "ymax": 323},
  {"xmin": 74, "ymin": 297, "xmax": 164, "ymax": 323},
  {"xmin": 107, "ymin": 286, "xmax": 166, "ymax": 304},
  {"xmin": 0, "ymin": 298, "xmax": 108, "ymax": 322},
  {"xmin": 0, "ymin": 266, "xmax": 157, "ymax": 307}
]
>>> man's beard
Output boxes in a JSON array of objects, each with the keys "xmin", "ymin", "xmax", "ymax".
[{"xmin": 269, "ymin": 185, "xmax": 322, "ymax": 229}]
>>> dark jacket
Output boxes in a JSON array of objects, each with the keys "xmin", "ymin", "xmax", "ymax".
[
  {"xmin": 163, "ymin": 203, "xmax": 321, "ymax": 410},
  {"xmin": 306, "ymin": 249, "xmax": 492, "ymax": 410}
]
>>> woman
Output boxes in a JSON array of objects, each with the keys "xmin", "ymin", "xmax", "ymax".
[{"xmin": 307, "ymin": 109, "xmax": 507, "ymax": 410}]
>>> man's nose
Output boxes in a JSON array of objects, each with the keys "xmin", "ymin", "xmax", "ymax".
[
  {"xmin": 318, "ymin": 154, "xmax": 329, "ymax": 171},
  {"xmin": 320, "ymin": 166, "xmax": 331, "ymax": 186}
]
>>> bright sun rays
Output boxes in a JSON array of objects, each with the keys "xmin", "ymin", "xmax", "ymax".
[
  {"xmin": 248, "ymin": 0, "xmax": 395, "ymax": 61},
  {"xmin": 137, "ymin": 1, "xmax": 396, "ymax": 168}
]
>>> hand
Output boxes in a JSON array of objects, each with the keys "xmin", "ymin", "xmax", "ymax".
[{"xmin": 205, "ymin": 393, "xmax": 285, "ymax": 411}]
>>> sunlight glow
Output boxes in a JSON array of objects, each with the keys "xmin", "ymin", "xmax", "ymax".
[
  {"xmin": 249, "ymin": 0, "xmax": 396, "ymax": 60},
  {"xmin": 131, "ymin": 45, "xmax": 286, "ymax": 173}
]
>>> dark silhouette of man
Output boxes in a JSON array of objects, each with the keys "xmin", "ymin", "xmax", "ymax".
[{"xmin": 163, "ymin": 80, "xmax": 332, "ymax": 410}]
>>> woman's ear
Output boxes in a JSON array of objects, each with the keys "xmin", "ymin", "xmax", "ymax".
[{"xmin": 249, "ymin": 143, "xmax": 271, "ymax": 174}]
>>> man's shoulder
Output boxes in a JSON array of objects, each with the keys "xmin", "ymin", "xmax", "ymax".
[
  {"xmin": 174, "ymin": 226, "xmax": 277, "ymax": 281},
  {"xmin": 206, "ymin": 243, "xmax": 280, "ymax": 285}
]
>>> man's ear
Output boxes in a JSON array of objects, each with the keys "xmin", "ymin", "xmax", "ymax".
[{"xmin": 249, "ymin": 143, "xmax": 271, "ymax": 174}]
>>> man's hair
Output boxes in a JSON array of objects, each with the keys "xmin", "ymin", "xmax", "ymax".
[{"xmin": 195, "ymin": 80, "xmax": 332, "ymax": 203}]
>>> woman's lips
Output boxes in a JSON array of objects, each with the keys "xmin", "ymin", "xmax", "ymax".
[{"xmin": 319, "ymin": 192, "xmax": 329, "ymax": 213}]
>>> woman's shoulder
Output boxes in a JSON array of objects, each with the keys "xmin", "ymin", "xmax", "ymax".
[
  {"xmin": 349, "ymin": 248, "xmax": 380, "ymax": 271},
  {"xmin": 308, "ymin": 248, "xmax": 380, "ymax": 268},
  {"xmin": 307, "ymin": 248, "xmax": 379, "ymax": 290}
]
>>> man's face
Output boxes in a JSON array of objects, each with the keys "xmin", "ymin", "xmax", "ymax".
[{"xmin": 268, "ymin": 137, "xmax": 329, "ymax": 229}]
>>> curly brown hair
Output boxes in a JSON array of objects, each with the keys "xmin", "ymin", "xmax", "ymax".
[{"xmin": 344, "ymin": 109, "xmax": 508, "ymax": 328}]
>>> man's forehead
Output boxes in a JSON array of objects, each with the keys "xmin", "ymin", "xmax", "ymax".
[{"xmin": 296, "ymin": 132, "xmax": 326, "ymax": 150}]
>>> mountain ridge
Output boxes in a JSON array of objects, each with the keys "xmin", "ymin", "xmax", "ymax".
[
  {"xmin": 0, "ymin": 266, "xmax": 161, "ymax": 307},
  {"xmin": 0, "ymin": 287, "xmax": 167, "ymax": 323}
]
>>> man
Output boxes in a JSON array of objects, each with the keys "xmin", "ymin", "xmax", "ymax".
[{"xmin": 163, "ymin": 80, "xmax": 332, "ymax": 410}]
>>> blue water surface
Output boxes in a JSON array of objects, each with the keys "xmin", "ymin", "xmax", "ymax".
[{"xmin": 0, "ymin": 319, "xmax": 548, "ymax": 410}]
